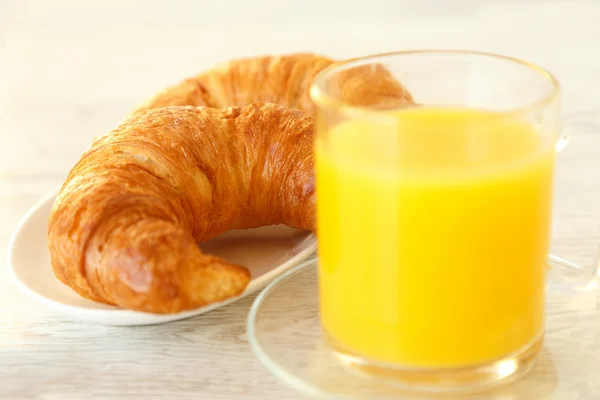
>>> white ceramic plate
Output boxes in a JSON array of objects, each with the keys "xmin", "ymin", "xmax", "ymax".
[{"xmin": 7, "ymin": 189, "xmax": 317, "ymax": 326}]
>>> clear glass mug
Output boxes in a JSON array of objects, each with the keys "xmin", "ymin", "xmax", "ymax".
[{"xmin": 309, "ymin": 50, "xmax": 599, "ymax": 391}]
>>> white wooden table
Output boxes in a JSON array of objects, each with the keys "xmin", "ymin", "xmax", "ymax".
[{"xmin": 1, "ymin": 1, "xmax": 599, "ymax": 398}]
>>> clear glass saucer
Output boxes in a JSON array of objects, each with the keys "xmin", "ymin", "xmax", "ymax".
[{"xmin": 247, "ymin": 258, "xmax": 599, "ymax": 400}]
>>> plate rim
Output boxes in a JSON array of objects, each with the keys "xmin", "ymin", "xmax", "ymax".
[
  {"xmin": 245, "ymin": 257, "xmax": 599, "ymax": 399},
  {"xmin": 246, "ymin": 258, "xmax": 325, "ymax": 398},
  {"xmin": 7, "ymin": 188, "xmax": 317, "ymax": 324}
]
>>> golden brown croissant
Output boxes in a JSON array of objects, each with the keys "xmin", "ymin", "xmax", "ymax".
[
  {"xmin": 133, "ymin": 53, "xmax": 414, "ymax": 114},
  {"xmin": 48, "ymin": 53, "xmax": 414, "ymax": 314},
  {"xmin": 48, "ymin": 104, "xmax": 315, "ymax": 313}
]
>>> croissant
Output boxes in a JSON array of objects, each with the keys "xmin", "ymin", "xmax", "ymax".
[
  {"xmin": 48, "ymin": 104, "xmax": 315, "ymax": 313},
  {"xmin": 48, "ymin": 53, "xmax": 414, "ymax": 314}
]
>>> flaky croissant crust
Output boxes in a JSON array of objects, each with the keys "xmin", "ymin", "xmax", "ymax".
[
  {"xmin": 133, "ymin": 53, "xmax": 414, "ymax": 113},
  {"xmin": 133, "ymin": 53, "xmax": 336, "ymax": 114}
]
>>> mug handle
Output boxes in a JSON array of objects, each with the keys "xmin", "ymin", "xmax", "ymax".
[{"xmin": 548, "ymin": 113, "xmax": 600, "ymax": 294}]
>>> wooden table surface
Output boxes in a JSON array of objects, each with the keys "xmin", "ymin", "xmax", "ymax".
[{"xmin": 1, "ymin": 1, "xmax": 599, "ymax": 399}]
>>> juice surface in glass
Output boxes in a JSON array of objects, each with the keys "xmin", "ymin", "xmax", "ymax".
[{"xmin": 316, "ymin": 107, "xmax": 555, "ymax": 368}]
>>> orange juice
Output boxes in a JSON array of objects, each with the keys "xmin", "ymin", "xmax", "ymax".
[{"xmin": 316, "ymin": 107, "xmax": 555, "ymax": 368}]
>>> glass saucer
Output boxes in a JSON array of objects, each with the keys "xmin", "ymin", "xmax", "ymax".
[{"xmin": 247, "ymin": 258, "xmax": 599, "ymax": 400}]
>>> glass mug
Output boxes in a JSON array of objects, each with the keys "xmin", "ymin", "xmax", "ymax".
[{"xmin": 309, "ymin": 50, "xmax": 598, "ymax": 391}]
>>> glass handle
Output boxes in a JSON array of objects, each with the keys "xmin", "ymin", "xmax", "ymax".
[{"xmin": 548, "ymin": 113, "xmax": 600, "ymax": 294}]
